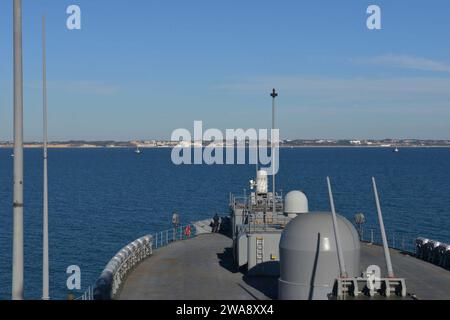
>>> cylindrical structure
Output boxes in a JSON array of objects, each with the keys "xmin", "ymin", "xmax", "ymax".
[
  {"xmin": 279, "ymin": 212, "xmax": 360, "ymax": 300},
  {"xmin": 256, "ymin": 170, "xmax": 268, "ymax": 194},
  {"xmin": 270, "ymin": 89, "xmax": 278, "ymax": 216},
  {"xmin": 372, "ymin": 177, "xmax": 395, "ymax": 278},
  {"xmin": 327, "ymin": 177, "xmax": 347, "ymax": 278},
  {"xmin": 12, "ymin": 0, "xmax": 24, "ymax": 301},
  {"xmin": 42, "ymin": 14, "xmax": 50, "ymax": 301},
  {"xmin": 284, "ymin": 190, "xmax": 308, "ymax": 218}
]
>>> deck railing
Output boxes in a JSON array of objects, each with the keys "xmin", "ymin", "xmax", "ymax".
[{"xmin": 360, "ymin": 227, "xmax": 418, "ymax": 254}]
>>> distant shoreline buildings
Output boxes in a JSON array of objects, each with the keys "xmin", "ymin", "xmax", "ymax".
[{"xmin": 0, "ymin": 139, "xmax": 449, "ymax": 148}]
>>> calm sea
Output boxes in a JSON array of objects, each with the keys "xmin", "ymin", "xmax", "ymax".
[{"xmin": 0, "ymin": 147, "xmax": 449, "ymax": 299}]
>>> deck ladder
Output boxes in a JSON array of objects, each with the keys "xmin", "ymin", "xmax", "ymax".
[{"xmin": 256, "ymin": 237, "xmax": 264, "ymax": 264}]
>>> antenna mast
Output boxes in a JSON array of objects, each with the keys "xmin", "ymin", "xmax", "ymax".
[
  {"xmin": 327, "ymin": 177, "xmax": 347, "ymax": 278},
  {"xmin": 270, "ymin": 89, "xmax": 278, "ymax": 216},
  {"xmin": 12, "ymin": 0, "xmax": 24, "ymax": 300},
  {"xmin": 372, "ymin": 177, "xmax": 395, "ymax": 278},
  {"xmin": 42, "ymin": 14, "xmax": 50, "ymax": 300}
]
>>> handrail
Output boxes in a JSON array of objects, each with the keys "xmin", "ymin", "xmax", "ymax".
[{"xmin": 360, "ymin": 226, "xmax": 418, "ymax": 254}]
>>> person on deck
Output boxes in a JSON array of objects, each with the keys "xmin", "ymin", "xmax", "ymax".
[{"xmin": 212, "ymin": 214, "xmax": 220, "ymax": 233}]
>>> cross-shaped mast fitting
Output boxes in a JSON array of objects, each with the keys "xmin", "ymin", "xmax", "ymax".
[{"xmin": 270, "ymin": 88, "xmax": 278, "ymax": 98}]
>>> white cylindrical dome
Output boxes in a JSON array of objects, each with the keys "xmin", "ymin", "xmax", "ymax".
[
  {"xmin": 284, "ymin": 190, "xmax": 308, "ymax": 217},
  {"xmin": 256, "ymin": 170, "xmax": 268, "ymax": 194},
  {"xmin": 278, "ymin": 212, "xmax": 360, "ymax": 300}
]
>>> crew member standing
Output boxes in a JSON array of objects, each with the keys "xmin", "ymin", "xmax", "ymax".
[{"xmin": 212, "ymin": 214, "xmax": 220, "ymax": 233}]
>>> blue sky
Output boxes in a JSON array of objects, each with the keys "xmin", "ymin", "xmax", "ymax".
[{"xmin": 0, "ymin": 0, "xmax": 450, "ymax": 140}]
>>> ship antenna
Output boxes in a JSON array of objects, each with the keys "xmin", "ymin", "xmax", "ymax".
[
  {"xmin": 255, "ymin": 138, "xmax": 258, "ymax": 179},
  {"xmin": 326, "ymin": 177, "xmax": 347, "ymax": 278},
  {"xmin": 12, "ymin": 0, "xmax": 24, "ymax": 300},
  {"xmin": 372, "ymin": 177, "xmax": 395, "ymax": 278},
  {"xmin": 270, "ymin": 89, "xmax": 278, "ymax": 216},
  {"xmin": 42, "ymin": 14, "xmax": 50, "ymax": 300}
]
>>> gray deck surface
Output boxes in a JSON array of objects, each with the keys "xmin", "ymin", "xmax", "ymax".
[
  {"xmin": 360, "ymin": 242, "xmax": 450, "ymax": 300},
  {"xmin": 118, "ymin": 233, "xmax": 450, "ymax": 300}
]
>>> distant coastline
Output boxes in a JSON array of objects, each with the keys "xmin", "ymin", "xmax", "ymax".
[{"xmin": 1, "ymin": 139, "xmax": 449, "ymax": 149}]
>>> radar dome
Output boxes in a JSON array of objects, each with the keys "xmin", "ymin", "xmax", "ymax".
[
  {"xmin": 284, "ymin": 190, "xmax": 308, "ymax": 217},
  {"xmin": 278, "ymin": 212, "xmax": 360, "ymax": 300}
]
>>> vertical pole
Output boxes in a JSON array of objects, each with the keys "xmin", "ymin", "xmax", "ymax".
[
  {"xmin": 42, "ymin": 14, "xmax": 50, "ymax": 301},
  {"xmin": 270, "ymin": 89, "xmax": 278, "ymax": 217},
  {"xmin": 372, "ymin": 177, "xmax": 395, "ymax": 278},
  {"xmin": 392, "ymin": 232, "xmax": 395, "ymax": 249},
  {"xmin": 326, "ymin": 177, "xmax": 347, "ymax": 278},
  {"xmin": 256, "ymin": 141, "xmax": 258, "ymax": 179},
  {"xmin": 12, "ymin": 0, "xmax": 24, "ymax": 301}
]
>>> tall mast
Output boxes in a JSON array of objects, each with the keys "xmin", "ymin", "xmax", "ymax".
[
  {"xmin": 327, "ymin": 177, "xmax": 347, "ymax": 278},
  {"xmin": 372, "ymin": 177, "xmax": 395, "ymax": 278},
  {"xmin": 270, "ymin": 89, "xmax": 278, "ymax": 216},
  {"xmin": 42, "ymin": 15, "xmax": 50, "ymax": 300},
  {"xmin": 12, "ymin": 0, "xmax": 24, "ymax": 300}
]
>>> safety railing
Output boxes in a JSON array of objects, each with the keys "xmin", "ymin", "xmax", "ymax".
[
  {"xmin": 152, "ymin": 224, "xmax": 196, "ymax": 249},
  {"xmin": 244, "ymin": 213, "xmax": 290, "ymax": 233},
  {"xmin": 230, "ymin": 192, "xmax": 283, "ymax": 212},
  {"xmin": 79, "ymin": 223, "xmax": 197, "ymax": 300},
  {"xmin": 360, "ymin": 227, "xmax": 418, "ymax": 254},
  {"xmin": 75, "ymin": 285, "xmax": 94, "ymax": 300}
]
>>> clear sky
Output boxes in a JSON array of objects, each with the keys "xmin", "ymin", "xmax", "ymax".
[{"xmin": 0, "ymin": 0, "xmax": 450, "ymax": 141}]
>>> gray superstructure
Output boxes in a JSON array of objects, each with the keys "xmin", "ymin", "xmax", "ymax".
[{"xmin": 91, "ymin": 170, "xmax": 450, "ymax": 300}]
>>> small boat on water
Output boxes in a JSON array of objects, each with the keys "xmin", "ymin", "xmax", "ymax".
[
  {"xmin": 134, "ymin": 146, "xmax": 141, "ymax": 154},
  {"xmin": 394, "ymin": 147, "xmax": 399, "ymax": 153}
]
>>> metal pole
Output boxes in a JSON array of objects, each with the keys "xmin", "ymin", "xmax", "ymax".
[
  {"xmin": 326, "ymin": 177, "xmax": 347, "ymax": 278},
  {"xmin": 270, "ymin": 89, "xmax": 278, "ymax": 216},
  {"xmin": 372, "ymin": 177, "xmax": 395, "ymax": 278},
  {"xmin": 256, "ymin": 142, "xmax": 258, "ymax": 178},
  {"xmin": 12, "ymin": 0, "xmax": 24, "ymax": 300},
  {"xmin": 392, "ymin": 232, "xmax": 395, "ymax": 249},
  {"xmin": 42, "ymin": 14, "xmax": 50, "ymax": 301}
]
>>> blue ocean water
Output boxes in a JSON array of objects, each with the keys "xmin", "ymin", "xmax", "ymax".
[{"xmin": 0, "ymin": 147, "xmax": 449, "ymax": 300}]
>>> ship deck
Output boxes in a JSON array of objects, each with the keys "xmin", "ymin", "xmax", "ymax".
[{"xmin": 118, "ymin": 233, "xmax": 450, "ymax": 300}]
